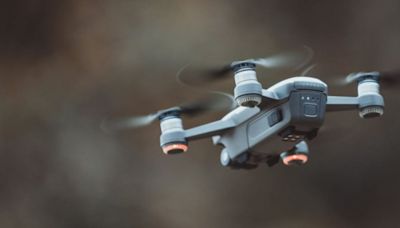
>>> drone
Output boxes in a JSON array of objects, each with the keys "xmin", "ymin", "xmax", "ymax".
[{"xmin": 103, "ymin": 49, "xmax": 392, "ymax": 169}]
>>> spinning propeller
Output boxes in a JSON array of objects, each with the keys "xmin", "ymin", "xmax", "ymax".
[
  {"xmin": 176, "ymin": 46, "xmax": 314, "ymax": 87},
  {"xmin": 332, "ymin": 70, "xmax": 400, "ymax": 88},
  {"xmin": 101, "ymin": 92, "xmax": 235, "ymax": 133}
]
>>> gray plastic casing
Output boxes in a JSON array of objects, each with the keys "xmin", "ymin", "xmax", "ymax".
[{"xmin": 158, "ymin": 74, "xmax": 385, "ymax": 168}]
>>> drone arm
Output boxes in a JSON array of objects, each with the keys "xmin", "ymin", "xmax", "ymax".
[
  {"xmin": 326, "ymin": 96, "xmax": 359, "ymax": 112},
  {"xmin": 262, "ymin": 89, "xmax": 280, "ymax": 100},
  {"xmin": 184, "ymin": 107, "xmax": 260, "ymax": 141},
  {"xmin": 184, "ymin": 119, "xmax": 236, "ymax": 141}
]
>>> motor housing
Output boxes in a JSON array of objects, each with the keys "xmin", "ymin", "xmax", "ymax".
[
  {"xmin": 233, "ymin": 62, "xmax": 263, "ymax": 107},
  {"xmin": 355, "ymin": 72, "xmax": 384, "ymax": 118},
  {"xmin": 159, "ymin": 111, "xmax": 188, "ymax": 154}
]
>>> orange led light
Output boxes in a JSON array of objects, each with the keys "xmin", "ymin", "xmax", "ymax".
[
  {"xmin": 282, "ymin": 154, "xmax": 308, "ymax": 166},
  {"xmin": 162, "ymin": 143, "xmax": 188, "ymax": 155}
]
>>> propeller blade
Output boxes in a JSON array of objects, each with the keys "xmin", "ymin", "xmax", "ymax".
[
  {"xmin": 300, "ymin": 64, "xmax": 317, "ymax": 76},
  {"xmin": 378, "ymin": 70, "xmax": 400, "ymax": 87},
  {"xmin": 176, "ymin": 64, "xmax": 233, "ymax": 87},
  {"xmin": 241, "ymin": 46, "xmax": 314, "ymax": 70},
  {"xmin": 331, "ymin": 70, "xmax": 400, "ymax": 88},
  {"xmin": 176, "ymin": 46, "xmax": 314, "ymax": 87},
  {"xmin": 101, "ymin": 92, "xmax": 236, "ymax": 133},
  {"xmin": 180, "ymin": 91, "xmax": 236, "ymax": 116},
  {"xmin": 101, "ymin": 113, "xmax": 159, "ymax": 133}
]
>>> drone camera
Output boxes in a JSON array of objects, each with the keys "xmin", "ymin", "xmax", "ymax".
[
  {"xmin": 159, "ymin": 113, "xmax": 188, "ymax": 155},
  {"xmin": 232, "ymin": 62, "xmax": 263, "ymax": 107},
  {"xmin": 356, "ymin": 72, "xmax": 384, "ymax": 118}
]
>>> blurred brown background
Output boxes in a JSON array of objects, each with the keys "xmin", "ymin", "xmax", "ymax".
[{"xmin": 0, "ymin": 0, "xmax": 399, "ymax": 227}]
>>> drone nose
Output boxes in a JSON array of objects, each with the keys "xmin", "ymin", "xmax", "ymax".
[
  {"xmin": 162, "ymin": 143, "xmax": 188, "ymax": 155},
  {"xmin": 282, "ymin": 153, "xmax": 308, "ymax": 166}
]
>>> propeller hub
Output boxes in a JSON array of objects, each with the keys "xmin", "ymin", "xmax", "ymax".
[
  {"xmin": 231, "ymin": 62, "xmax": 256, "ymax": 73},
  {"xmin": 347, "ymin": 72, "xmax": 380, "ymax": 84},
  {"xmin": 158, "ymin": 108, "xmax": 181, "ymax": 121}
]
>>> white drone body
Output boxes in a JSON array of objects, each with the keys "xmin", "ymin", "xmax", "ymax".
[{"xmin": 158, "ymin": 64, "xmax": 384, "ymax": 169}]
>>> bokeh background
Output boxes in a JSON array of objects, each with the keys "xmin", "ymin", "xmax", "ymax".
[{"xmin": 1, "ymin": 0, "xmax": 399, "ymax": 227}]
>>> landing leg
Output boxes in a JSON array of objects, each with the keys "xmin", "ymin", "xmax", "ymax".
[{"xmin": 280, "ymin": 140, "xmax": 310, "ymax": 166}]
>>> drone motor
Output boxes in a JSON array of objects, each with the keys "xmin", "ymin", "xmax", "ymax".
[
  {"xmin": 356, "ymin": 72, "xmax": 384, "ymax": 118},
  {"xmin": 232, "ymin": 62, "xmax": 263, "ymax": 107},
  {"xmin": 158, "ymin": 110, "xmax": 188, "ymax": 154}
]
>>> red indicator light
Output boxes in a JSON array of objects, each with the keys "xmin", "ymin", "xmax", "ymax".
[
  {"xmin": 282, "ymin": 154, "xmax": 308, "ymax": 166},
  {"xmin": 162, "ymin": 143, "xmax": 188, "ymax": 155}
]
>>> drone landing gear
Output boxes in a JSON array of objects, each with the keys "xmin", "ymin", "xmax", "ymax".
[
  {"xmin": 280, "ymin": 141, "xmax": 310, "ymax": 166},
  {"xmin": 220, "ymin": 140, "xmax": 310, "ymax": 169},
  {"xmin": 220, "ymin": 149, "xmax": 258, "ymax": 170},
  {"xmin": 220, "ymin": 149, "xmax": 279, "ymax": 169}
]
